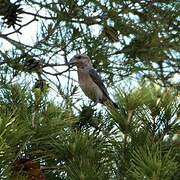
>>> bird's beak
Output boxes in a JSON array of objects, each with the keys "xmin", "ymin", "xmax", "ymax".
[{"xmin": 68, "ymin": 57, "xmax": 77, "ymax": 66}]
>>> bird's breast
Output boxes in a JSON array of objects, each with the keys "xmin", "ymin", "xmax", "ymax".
[{"xmin": 77, "ymin": 69, "xmax": 103, "ymax": 101}]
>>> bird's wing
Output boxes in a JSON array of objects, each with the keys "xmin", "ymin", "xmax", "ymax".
[{"xmin": 89, "ymin": 68, "xmax": 110, "ymax": 99}]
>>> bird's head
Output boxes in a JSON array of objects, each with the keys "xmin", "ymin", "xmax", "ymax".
[{"xmin": 69, "ymin": 54, "xmax": 92, "ymax": 68}]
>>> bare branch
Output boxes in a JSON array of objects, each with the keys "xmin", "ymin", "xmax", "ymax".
[
  {"xmin": 3, "ymin": 17, "xmax": 38, "ymax": 36},
  {"xmin": 42, "ymin": 67, "xmax": 71, "ymax": 76}
]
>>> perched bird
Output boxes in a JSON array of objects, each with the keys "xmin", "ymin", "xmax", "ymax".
[{"xmin": 69, "ymin": 54, "xmax": 118, "ymax": 108}]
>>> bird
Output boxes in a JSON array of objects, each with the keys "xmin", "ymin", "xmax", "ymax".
[{"xmin": 69, "ymin": 54, "xmax": 118, "ymax": 109}]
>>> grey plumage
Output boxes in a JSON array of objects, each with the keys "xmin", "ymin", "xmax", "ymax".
[{"xmin": 69, "ymin": 54, "xmax": 118, "ymax": 108}]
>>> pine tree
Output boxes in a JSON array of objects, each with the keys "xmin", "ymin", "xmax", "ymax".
[{"xmin": 0, "ymin": 0, "xmax": 179, "ymax": 179}]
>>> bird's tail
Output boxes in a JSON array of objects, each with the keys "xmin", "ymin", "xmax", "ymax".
[{"xmin": 104, "ymin": 99, "xmax": 119, "ymax": 109}]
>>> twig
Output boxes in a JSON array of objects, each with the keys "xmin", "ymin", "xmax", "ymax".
[
  {"xmin": 22, "ymin": 10, "xmax": 56, "ymax": 20},
  {"xmin": 43, "ymin": 63, "xmax": 68, "ymax": 68},
  {"xmin": 42, "ymin": 67, "xmax": 71, "ymax": 76},
  {"xmin": 0, "ymin": 34, "xmax": 33, "ymax": 48},
  {"xmin": 3, "ymin": 17, "xmax": 38, "ymax": 36}
]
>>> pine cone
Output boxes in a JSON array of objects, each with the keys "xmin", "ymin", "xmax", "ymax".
[
  {"xmin": 13, "ymin": 158, "xmax": 45, "ymax": 180},
  {"xmin": 0, "ymin": 0, "xmax": 23, "ymax": 28}
]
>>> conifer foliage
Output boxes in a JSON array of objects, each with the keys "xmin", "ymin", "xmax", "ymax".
[{"xmin": 0, "ymin": 0, "xmax": 179, "ymax": 179}]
